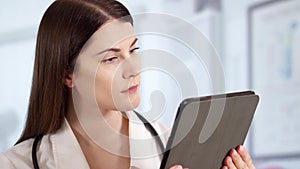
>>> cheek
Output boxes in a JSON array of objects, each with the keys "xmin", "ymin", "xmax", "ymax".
[
  {"xmin": 94, "ymin": 68, "xmax": 115, "ymax": 107},
  {"xmin": 72, "ymin": 57, "xmax": 99, "ymax": 102},
  {"xmin": 94, "ymin": 65, "xmax": 141, "ymax": 111}
]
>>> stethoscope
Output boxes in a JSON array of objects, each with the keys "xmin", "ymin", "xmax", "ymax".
[{"xmin": 32, "ymin": 110, "xmax": 165, "ymax": 169}]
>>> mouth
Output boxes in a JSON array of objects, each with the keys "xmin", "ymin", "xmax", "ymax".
[{"xmin": 121, "ymin": 84, "xmax": 139, "ymax": 94}]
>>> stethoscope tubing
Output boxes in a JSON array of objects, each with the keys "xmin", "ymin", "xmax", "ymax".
[{"xmin": 32, "ymin": 111, "xmax": 165, "ymax": 169}]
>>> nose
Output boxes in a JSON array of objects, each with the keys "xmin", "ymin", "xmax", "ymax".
[{"xmin": 122, "ymin": 55, "xmax": 140, "ymax": 79}]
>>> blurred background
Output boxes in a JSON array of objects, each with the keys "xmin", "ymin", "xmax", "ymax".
[{"xmin": 0, "ymin": 0, "xmax": 299, "ymax": 168}]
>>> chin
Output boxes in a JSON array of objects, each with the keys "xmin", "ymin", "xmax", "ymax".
[
  {"xmin": 130, "ymin": 98, "xmax": 140, "ymax": 110},
  {"xmin": 126, "ymin": 96, "xmax": 140, "ymax": 111},
  {"xmin": 118, "ymin": 95, "xmax": 140, "ymax": 111}
]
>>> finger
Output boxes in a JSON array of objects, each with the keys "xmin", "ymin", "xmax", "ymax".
[
  {"xmin": 237, "ymin": 145, "xmax": 255, "ymax": 169},
  {"xmin": 169, "ymin": 165, "xmax": 183, "ymax": 169},
  {"xmin": 224, "ymin": 156, "xmax": 237, "ymax": 169},
  {"xmin": 230, "ymin": 149, "xmax": 248, "ymax": 169},
  {"xmin": 221, "ymin": 165, "xmax": 228, "ymax": 169}
]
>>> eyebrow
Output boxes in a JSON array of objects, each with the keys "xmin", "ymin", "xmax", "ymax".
[{"xmin": 96, "ymin": 38, "xmax": 138, "ymax": 55}]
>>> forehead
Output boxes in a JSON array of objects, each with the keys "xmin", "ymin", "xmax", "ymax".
[{"xmin": 81, "ymin": 20, "xmax": 135, "ymax": 54}]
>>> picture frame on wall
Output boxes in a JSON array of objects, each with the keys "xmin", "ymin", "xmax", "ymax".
[{"xmin": 248, "ymin": 0, "xmax": 300, "ymax": 163}]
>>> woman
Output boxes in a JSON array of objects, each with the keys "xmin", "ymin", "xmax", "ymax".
[{"xmin": 0, "ymin": 0, "xmax": 255, "ymax": 169}]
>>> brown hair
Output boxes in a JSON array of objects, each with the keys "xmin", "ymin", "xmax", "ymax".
[{"xmin": 16, "ymin": 0, "xmax": 133, "ymax": 144}]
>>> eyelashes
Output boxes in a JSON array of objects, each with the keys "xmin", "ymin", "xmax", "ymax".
[
  {"xmin": 103, "ymin": 56, "xmax": 118, "ymax": 63},
  {"xmin": 102, "ymin": 47, "xmax": 140, "ymax": 64}
]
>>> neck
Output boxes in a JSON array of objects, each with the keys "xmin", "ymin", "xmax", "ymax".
[
  {"xmin": 65, "ymin": 95, "xmax": 131, "ymax": 169},
  {"xmin": 66, "ymin": 96, "xmax": 129, "ymax": 136},
  {"xmin": 66, "ymin": 97, "xmax": 130, "ymax": 153}
]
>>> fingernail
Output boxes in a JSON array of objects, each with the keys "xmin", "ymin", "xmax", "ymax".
[
  {"xmin": 232, "ymin": 149, "xmax": 238, "ymax": 157},
  {"xmin": 239, "ymin": 145, "xmax": 244, "ymax": 151},
  {"xmin": 175, "ymin": 165, "xmax": 183, "ymax": 169},
  {"xmin": 227, "ymin": 157, "xmax": 233, "ymax": 164}
]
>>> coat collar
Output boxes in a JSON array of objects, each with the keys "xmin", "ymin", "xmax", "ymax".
[
  {"xmin": 51, "ymin": 118, "xmax": 90, "ymax": 169},
  {"xmin": 51, "ymin": 111, "xmax": 162, "ymax": 169}
]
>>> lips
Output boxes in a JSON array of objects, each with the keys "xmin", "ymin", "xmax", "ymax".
[{"xmin": 121, "ymin": 85, "xmax": 139, "ymax": 94}]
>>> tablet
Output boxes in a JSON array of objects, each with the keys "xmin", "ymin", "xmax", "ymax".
[{"xmin": 160, "ymin": 91, "xmax": 259, "ymax": 169}]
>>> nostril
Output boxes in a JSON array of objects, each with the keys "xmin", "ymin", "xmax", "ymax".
[{"xmin": 123, "ymin": 71, "xmax": 140, "ymax": 79}]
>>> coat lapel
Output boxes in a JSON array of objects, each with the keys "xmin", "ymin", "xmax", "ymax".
[{"xmin": 51, "ymin": 119, "xmax": 90, "ymax": 169}]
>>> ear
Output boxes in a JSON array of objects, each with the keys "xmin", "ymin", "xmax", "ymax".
[{"xmin": 63, "ymin": 71, "xmax": 74, "ymax": 88}]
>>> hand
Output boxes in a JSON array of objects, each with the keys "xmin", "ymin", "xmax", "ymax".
[
  {"xmin": 222, "ymin": 145, "xmax": 255, "ymax": 169},
  {"xmin": 169, "ymin": 165, "xmax": 189, "ymax": 169}
]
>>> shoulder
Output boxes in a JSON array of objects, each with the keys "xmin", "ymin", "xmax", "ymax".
[
  {"xmin": 128, "ymin": 110, "xmax": 172, "ymax": 144},
  {"xmin": 0, "ymin": 152, "xmax": 17, "ymax": 169},
  {"xmin": 1, "ymin": 135, "xmax": 55, "ymax": 169},
  {"xmin": 151, "ymin": 120, "xmax": 172, "ymax": 145},
  {"xmin": 0, "ymin": 138, "xmax": 34, "ymax": 168}
]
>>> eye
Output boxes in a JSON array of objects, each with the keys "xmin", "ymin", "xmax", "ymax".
[
  {"xmin": 130, "ymin": 47, "xmax": 140, "ymax": 54},
  {"xmin": 102, "ymin": 56, "xmax": 118, "ymax": 63}
]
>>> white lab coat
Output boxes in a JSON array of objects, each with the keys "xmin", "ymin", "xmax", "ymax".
[{"xmin": 0, "ymin": 111, "xmax": 169, "ymax": 169}]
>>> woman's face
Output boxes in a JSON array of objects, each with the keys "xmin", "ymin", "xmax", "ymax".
[{"xmin": 73, "ymin": 20, "xmax": 140, "ymax": 114}]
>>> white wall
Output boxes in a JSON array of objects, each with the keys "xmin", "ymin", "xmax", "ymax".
[
  {"xmin": 222, "ymin": 0, "xmax": 261, "ymax": 91},
  {"xmin": 222, "ymin": 0, "xmax": 300, "ymax": 168},
  {"xmin": 0, "ymin": 0, "xmax": 54, "ymax": 152}
]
